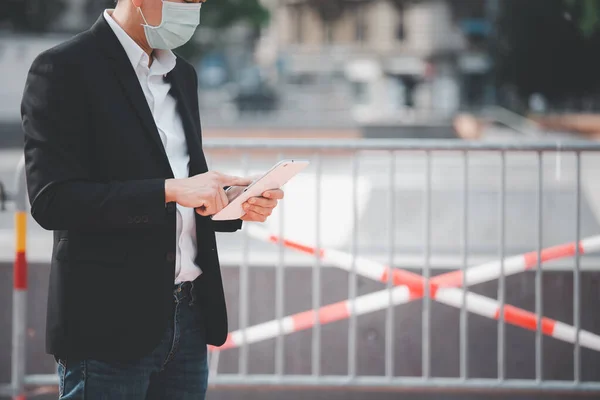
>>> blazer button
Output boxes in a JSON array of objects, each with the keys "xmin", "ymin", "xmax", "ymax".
[
  {"xmin": 134, "ymin": 216, "xmax": 142, "ymax": 224},
  {"xmin": 166, "ymin": 253, "xmax": 176, "ymax": 262}
]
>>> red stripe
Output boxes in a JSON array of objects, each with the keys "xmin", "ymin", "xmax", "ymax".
[
  {"xmin": 430, "ymin": 269, "xmax": 463, "ymax": 289},
  {"xmin": 292, "ymin": 301, "xmax": 349, "ymax": 331},
  {"xmin": 432, "ymin": 241, "xmax": 587, "ymax": 289},
  {"xmin": 380, "ymin": 268, "xmax": 435, "ymax": 297},
  {"xmin": 523, "ymin": 242, "xmax": 584, "ymax": 269},
  {"xmin": 495, "ymin": 305, "xmax": 556, "ymax": 335},
  {"xmin": 268, "ymin": 235, "xmax": 325, "ymax": 257},
  {"xmin": 14, "ymin": 251, "xmax": 27, "ymax": 290}
]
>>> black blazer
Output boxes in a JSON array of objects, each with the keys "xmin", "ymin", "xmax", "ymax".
[{"xmin": 21, "ymin": 16, "xmax": 241, "ymax": 361}]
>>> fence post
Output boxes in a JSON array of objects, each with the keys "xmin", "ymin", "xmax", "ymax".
[{"xmin": 12, "ymin": 156, "xmax": 27, "ymax": 400}]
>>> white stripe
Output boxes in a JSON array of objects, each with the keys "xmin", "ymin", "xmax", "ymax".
[
  {"xmin": 552, "ymin": 321, "xmax": 600, "ymax": 352},
  {"xmin": 226, "ymin": 287, "xmax": 410, "ymax": 349},
  {"xmin": 581, "ymin": 235, "xmax": 600, "ymax": 254},
  {"xmin": 323, "ymin": 249, "xmax": 387, "ymax": 282},
  {"xmin": 437, "ymin": 288, "xmax": 600, "ymax": 353},
  {"xmin": 351, "ymin": 286, "xmax": 411, "ymax": 315},
  {"xmin": 230, "ymin": 317, "xmax": 295, "ymax": 346},
  {"xmin": 435, "ymin": 288, "xmax": 498, "ymax": 319},
  {"xmin": 463, "ymin": 255, "xmax": 526, "ymax": 287}
]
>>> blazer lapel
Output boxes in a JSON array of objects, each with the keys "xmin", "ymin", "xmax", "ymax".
[
  {"xmin": 90, "ymin": 16, "xmax": 174, "ymax": 176},
  {"xmin": 167, "ymin": 64, "xmax": 207, "ymax": 177}
]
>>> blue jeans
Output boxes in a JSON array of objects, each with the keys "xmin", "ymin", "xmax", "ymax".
[{"xmin": 56, "ymin": 281, "xmax": 209, "ymax": 400}]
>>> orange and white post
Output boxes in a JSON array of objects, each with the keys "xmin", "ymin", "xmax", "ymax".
[{"xmin": 12, "ymin": 161, "xmax": 27, "ymax": 400}]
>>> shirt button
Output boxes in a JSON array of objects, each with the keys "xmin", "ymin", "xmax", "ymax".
[{"xmin": 166, "ymin": 253, "xmax": 176, "ymax": 263}]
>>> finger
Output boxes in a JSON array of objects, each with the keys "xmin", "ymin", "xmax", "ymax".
[
  {"xmin": 196, "ymin": 202, "xmax": 212, "ymax": 216},
  {"xmin": 198, "ymin": 195, "xmax": 218, "ymax": 216},
  {"xmin": 247, "ymin": 197, "xmax": 277, "ymax": 209},
  {"xmin": 248, "ymin": 173, "xmax": 262, "ymax": 182},
  {"xmin": 261, "ymin": 189, "xmax": 284, "ymax": 200},
  {"xmin": 226, "ymin": 186, "xmax": 244, "ymax": 202},
  {"xmin": 196, "ymin": 207, "xmax": 211, "ymax": 216},
  {"xmin": 243, "ymin": 203, "xmax": 272, "ymax": 217},
  {"xmin": 213, "ymin": 188, "xmax": 225, "ymax": 214},
  {"xmin": 218, "ymin": 186, "xmax": 228, "ymax": 209},
  {"xmin": 218, "ymin": 174, "xmax": 253, "ymax": 187},
  {"xmin": 241, "ymin": 209, "xmax": 268, "ymax": 222}
]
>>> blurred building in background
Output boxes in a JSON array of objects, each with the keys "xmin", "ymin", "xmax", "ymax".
[
  {"xmin": 255, "ymin": 0, "xmax": 494, "ymax": 125},
  {"xmin": 0, "ymin": 0, "xmax": 499, "ymax": 135}
]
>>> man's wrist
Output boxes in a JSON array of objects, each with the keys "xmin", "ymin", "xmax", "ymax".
[{"xmin": 165, "ymin": 179, "xmax": 179, "ymax": 204}]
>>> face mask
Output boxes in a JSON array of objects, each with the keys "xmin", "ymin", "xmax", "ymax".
[{"xmin": 137, "ymin": 0, "xmax": 202, "ymax": 50}]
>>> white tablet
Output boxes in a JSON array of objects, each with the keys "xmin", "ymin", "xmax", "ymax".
[{"xmin": 211, "ymin": 159, "xmax": 310, "ymax": 221}]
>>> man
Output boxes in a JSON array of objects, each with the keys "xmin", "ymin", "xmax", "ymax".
[{"xmin": 20, "ymin": 0, "xmax": 283, "ymax": 398}]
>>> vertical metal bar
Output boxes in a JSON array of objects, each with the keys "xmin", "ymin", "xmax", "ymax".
[
  {"xmin": 239, "ymin": 153, "xmax": 250, "ymax": 376},
  {"xmin": 460, "ymin": 151, "xmax": 469, "ymax": 381},
  {"xmin": 312, "ymin": 153, "xmax": 322, "ymax": 378},
  {"xmin": 12, "ymin": 156, "xmax": 27, "ymax": 400},
  {"xmin": 536, "ymin": 151, "xmax": 543, "ymax": 382},
  {"xmin": 422, "ymin": 151, "xmax": 432, "ymax": 380},
  {"xmin": 574, "ymin": 151, "xmax": 581, "ymax": 382},
  {"xmin": 498, "ymin": 151, "xmax": 506, "ymax": 382},
  {"xmin": 385, "ymin": 151, "xmax": 396, "ymax": 379},
  {"xmin": 276, "ymin": 152, "xmax": 285, "ymax": 377},
  {"xmin": 348, "ymin": 154, "xmax": 359, "ymax": 379}
]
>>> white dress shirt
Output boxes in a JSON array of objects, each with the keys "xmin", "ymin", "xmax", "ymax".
[{"xmin": 104, "ymin": 10, "xmax": 201, "ymax": 284}]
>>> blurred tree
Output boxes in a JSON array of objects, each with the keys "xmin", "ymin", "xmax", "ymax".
[
  {"xmin": 0, "ymin": 0, "xmax": 66, "ymax": 32},
  {"xmin": 496, "ymin": 0, "xmax": 600, "ymax": 111},
  {"xmin": 565, "ymin": 0, "xmax": 600, "ymax": 37}
]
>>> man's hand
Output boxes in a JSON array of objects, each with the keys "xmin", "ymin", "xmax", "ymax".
[
  {"xmin": 165, "ymin": 171, "xmax": 252, "ymax": 216},
  {"xmin": 240, "ymin": 189, "xmax": 284, "ymax": 222}
]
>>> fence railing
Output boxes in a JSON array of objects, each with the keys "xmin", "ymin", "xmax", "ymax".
[{"xmin": 3, "ymin": 139, "xmax": 600, "ymax": 397}]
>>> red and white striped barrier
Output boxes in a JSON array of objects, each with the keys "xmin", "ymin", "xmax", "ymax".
[
  {"xmin": 217, "ymin": 286, "xmax": 412, "ymax": 350},
  {"xmin": 218, "ymin": 226, "xmax": 600, "ymax": 353},
  {"xmin": 430, "ymin": 236, "xmax": 600, "ymax": 288},
  {"xmin": 214, "ymin": 281, "xmax": 600, "ymax": 352}
]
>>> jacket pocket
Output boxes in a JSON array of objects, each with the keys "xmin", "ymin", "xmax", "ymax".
[{"xmin": 67, "ymin": 235, "xmax": 127, "ymax": 266}]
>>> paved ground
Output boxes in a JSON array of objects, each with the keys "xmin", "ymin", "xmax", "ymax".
[{"xmin": 2, "ymin": 388, "xmax": 597, "ymax": 400}]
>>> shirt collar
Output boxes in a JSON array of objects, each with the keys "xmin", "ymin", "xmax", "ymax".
[{"xmin": 103, "ymin": 9, "xmax": 176, "ymax": 75}]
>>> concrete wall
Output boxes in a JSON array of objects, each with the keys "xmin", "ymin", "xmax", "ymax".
[{"xmin": 2, "ymin": 262, "xmax": 600, "ymax": 399}]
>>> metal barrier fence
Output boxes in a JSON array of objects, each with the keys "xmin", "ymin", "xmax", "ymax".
[{"xmin": 3, "ymin": 139, "xmax": 600, "ymax": 398}]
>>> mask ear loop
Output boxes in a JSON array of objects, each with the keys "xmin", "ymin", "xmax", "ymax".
[
  {"xmin": 131, "ymin": 0, "xmax": 150, "ymax": 25},
  {"xmin": 137, "ymin": 7, "xmax": 150, "ymax": 25}
]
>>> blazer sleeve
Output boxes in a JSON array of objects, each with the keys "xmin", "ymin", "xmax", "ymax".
[
  {"xmin": 21, "ymin": 51, "xmax": 168, "ymax": 232},
  {"xmin": 185, "ymin": 62, "xmax": 243, "ymax": 233},
  {"xmin": 212, "ymin": 219, "xmax": 243, "ymax": 232}
]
